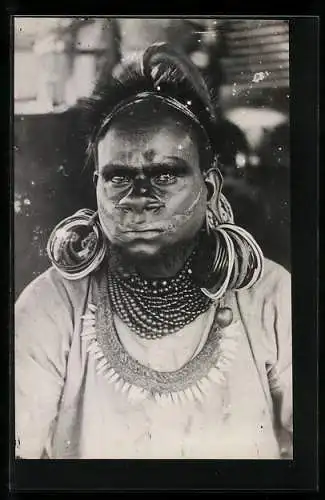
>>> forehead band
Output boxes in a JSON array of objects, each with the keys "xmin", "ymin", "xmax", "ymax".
[{"xmin": 92, "ymin": 91, "xmax": 213, "ymax": 161}]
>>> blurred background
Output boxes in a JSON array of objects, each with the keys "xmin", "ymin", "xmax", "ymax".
[{"xmin": 14, "ymin": 17, "xmax": 290, "ymax": 298}]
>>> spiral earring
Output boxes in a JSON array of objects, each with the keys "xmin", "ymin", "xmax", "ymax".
[
  {"xmin": 201, "ymin": 168, "xmax": 264, "ymax": 303},
  {"xmin": 46, "ymin": 208, "xmax": 107, "ymax": 280}
]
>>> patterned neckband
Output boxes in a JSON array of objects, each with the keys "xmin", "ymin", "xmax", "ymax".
[{"xmin": 79, "ymin": 269, "xmax": 242, "ymax": 406}]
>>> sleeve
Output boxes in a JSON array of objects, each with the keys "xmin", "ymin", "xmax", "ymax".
[
  {"xmin": 15, "ymin": 270, "xmax": 73, "ymax": 458},
  {"xmin": 261, "ymin": 264, "xmax": 293, "ymax": 459}
]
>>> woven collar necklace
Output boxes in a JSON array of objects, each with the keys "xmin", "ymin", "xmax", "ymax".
[{"xmin": 79, "ymin": 269, "xmax": 242, "ymax": 404}]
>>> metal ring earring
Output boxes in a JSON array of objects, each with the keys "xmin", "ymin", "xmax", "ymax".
[{"xmin": 46, "ymin": 208, "xmax": 107, "ymax": 280}]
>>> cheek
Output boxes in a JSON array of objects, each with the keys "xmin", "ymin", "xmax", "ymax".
[
  {"xmin": 164, "ymin": 181, "xmax": 208, "ymax": 235},
  {"xmin": 96, "ymin": 182, "xmax": 119, "ymax": 236},
  {"xmin": 168, "ymin": 176, "xmax": 206, "ymax": 214},
  {"xmin": 96, "ymin": 180, "xmax": 124, "ymax": 212},
  {"xmin": 96, "ymin": 183, "xmax": 111, "ymax": 213}
]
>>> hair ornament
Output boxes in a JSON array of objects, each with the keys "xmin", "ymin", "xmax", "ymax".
[
  {"xmin": 83, "ymin": 42, "xmax": 220, "ymax": 173},
  {"xmin": 142, "ymin": 42, "xmax": 217, "ymax": 122}
]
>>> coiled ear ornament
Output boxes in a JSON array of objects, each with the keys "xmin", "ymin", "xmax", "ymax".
[
  {"xmin": 46, "ymin": 209, "xmax": 107, "ymax": 280},
  {"xmin": 201, "ymin": 167, "xmax": 264, "ymax": 301}
]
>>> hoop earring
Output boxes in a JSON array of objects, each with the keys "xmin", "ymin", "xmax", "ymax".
[
  {"xmin": 201, "ymin": 225, "xmax": 235, "ymax": 300},
  {"xmin": 46, "ymin": 208, "xmax": 107, "ymax": 280},
  {"xmin": 202, "ymin": 205, "xmax": 264, "ymax": 300}
]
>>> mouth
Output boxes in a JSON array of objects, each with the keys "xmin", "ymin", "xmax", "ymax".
[
  {"xmin": 121, "ymin": 224, "xmax": 166, "ymax": 233},
  {"xmin": 122, "ymin": 230, "xmax": 164, "ymax": 239},
  {"xmin": 119, "ymin": 225, "xmax": 166, "ymax": 242}
]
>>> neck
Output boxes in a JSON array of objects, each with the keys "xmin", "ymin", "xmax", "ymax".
[{"xmin": 109, "ymin": 239, "xmax": 197, "ymax": 279}]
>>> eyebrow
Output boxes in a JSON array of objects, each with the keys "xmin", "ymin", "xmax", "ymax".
[{"xmin": 99, "ymin": 158, "xmax": 190, "ymax": 176}]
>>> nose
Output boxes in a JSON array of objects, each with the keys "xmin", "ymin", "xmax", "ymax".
[
  {"xmin": 118, "ymin": 197, "xmax": 163, "ymax": 213},
  {"xmin": 117, "ymin": 178, "xmax": 163, "ymax": 213}
]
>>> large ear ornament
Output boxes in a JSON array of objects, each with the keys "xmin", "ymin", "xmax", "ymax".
[
  {"xmin": 46, "ymin": 209, "xmax": 107, "ymax": 280},
  {"xmin": 201, "ymin": 166, "xmax": 264, "ymax": 301}
]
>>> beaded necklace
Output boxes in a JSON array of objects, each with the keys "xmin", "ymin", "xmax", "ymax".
[
  {"xmin": 80, "ymin": 271, "xmax": 242, "ymax": 405},
  {"xmin": 108, "ymin": 254, "xmax": 212, "ymax": 339}
]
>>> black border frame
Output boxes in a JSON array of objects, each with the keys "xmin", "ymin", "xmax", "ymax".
[{"xmin": 5, "ymin": 13, "xmax": 319, "ymax": 493}]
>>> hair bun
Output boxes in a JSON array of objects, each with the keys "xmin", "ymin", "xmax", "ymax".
[{"xmin": 143, "ymin": 42, "xmax": 217, "ymax": 124}]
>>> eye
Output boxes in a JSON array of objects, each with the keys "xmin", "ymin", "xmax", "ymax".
[
  {"xmin": 110, "ymin": 175, "xmax": 131, "ymax": 186},
  {"xmin": 153, "ymin": 172, "xmax": 178, "ymax": 185}
]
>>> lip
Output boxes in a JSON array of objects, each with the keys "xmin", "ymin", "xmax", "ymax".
[
  {"xmin": 121, "ymin": 225, "xmax": 165, "ymax": 233},
  {"xmin": 120, "ymin": 229, "xmax": 164, "ymax": 243},
  {"xmin": 122, "ymin": 229, "xmax": 164, "ymax": 237}
]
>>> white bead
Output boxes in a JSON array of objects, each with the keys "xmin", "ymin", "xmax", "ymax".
[
  {"xmin": 87, "ymin": 303, "xmax": 97, "ymax": 312},
  {"xmin": 159, "ymin": 394, "xmax": 170, "ymax": 407},
  {"xmin": 109, "ymin": 372, "xmax": 120, "ymax": 382},
  {"xmin": 94, "ymin": 350, "xmax": 104, "ymax": 360},
  {"xmin": 128, "ymin": 386, "xmax": 147, "ymax": 403},
  {"xmin": 170, "ymin": 392, "xmax": 180, "ymax": 404},
  {"xmin": 96, "ymin": 358, "xmax": 108, "ymax": 370},
  {"xmin": 114, "ymin": 378, "xmax": 124, "ymax": 392},
  {"xmin": 178, "ymin": 391, "xmax": 187, "ymax": 404},
  {"xmin": 104, "ymin": 368, "xmax": 115, "ymax": 380},
  {"xmin": 87, "ymin": 343, "xmax": 99, "ymax": 354},
  {"xmin": 81, "ymin": 313, "xmax": 95, "ymax": 320},
  {"xmin": 192, "ymin": 385, "xmax": 204, "ymax": 402},
  {"xmin": 208, "ymin": 367, "xmax": 226, "ymax": 384},
  {"xmin": 197, "ymin": 377, "xmax": 211, "ymax": 393},
  {"xmin": 154, "ymin": 393, "xmax": 161, "ymax": 404},
  {"xmin": 185, "ymin": 388, "xmax": 195, "ymax": 402},
  {"xmin": 215, "ymin": 357, "xmax": 232, "ymax": 370},
  {"xmin": 81, "ymin": 327, "xmax": 96, "ymax": 338},
  {"xmin": 121, "ymin": 382, "xmax": 130, "ymax": 393}
]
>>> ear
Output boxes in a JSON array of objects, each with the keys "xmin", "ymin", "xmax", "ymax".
[
  {"xmin": 93, "ymin": 171, "xmax": 99, "ymax": 186},
  {"xmin": 204, "ymin": 166, "xmax": 223, "ymax": 204},
  {"xmin": 204, "ymin": 166, "xmax": 235, "ymax": 226}
]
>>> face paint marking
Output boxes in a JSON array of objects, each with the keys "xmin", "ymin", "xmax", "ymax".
[{"xmin": 95, "ymin": 106, "xmax": 209, "ymax": 256}]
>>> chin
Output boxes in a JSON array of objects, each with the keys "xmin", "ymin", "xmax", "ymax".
[{"xmin": 122, "ymin": 242, "xmax": 164, "ymax": 260}]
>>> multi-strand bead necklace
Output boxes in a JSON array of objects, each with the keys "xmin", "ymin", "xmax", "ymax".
[{"xmin": 107, "ymin": 256, "xmax": 212, "ymax": 340}]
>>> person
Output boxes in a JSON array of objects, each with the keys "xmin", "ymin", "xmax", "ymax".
[{"xmin": 15, "ymin": 43, "xmax": 292, "ymax": 459}]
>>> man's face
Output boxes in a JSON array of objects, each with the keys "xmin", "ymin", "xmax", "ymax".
[{"xmin": 96, "ymin": 107, "xmax": 208, "ymax": 259}]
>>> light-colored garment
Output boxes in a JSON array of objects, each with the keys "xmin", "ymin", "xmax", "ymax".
[{"xmin": 15, "ymin": 258, "xmax": 292, "ymax": 459}]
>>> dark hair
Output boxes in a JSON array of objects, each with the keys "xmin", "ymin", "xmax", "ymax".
[{"xmin": 80, "ymin": 43, "xmax": 222, "ymax": 171}]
